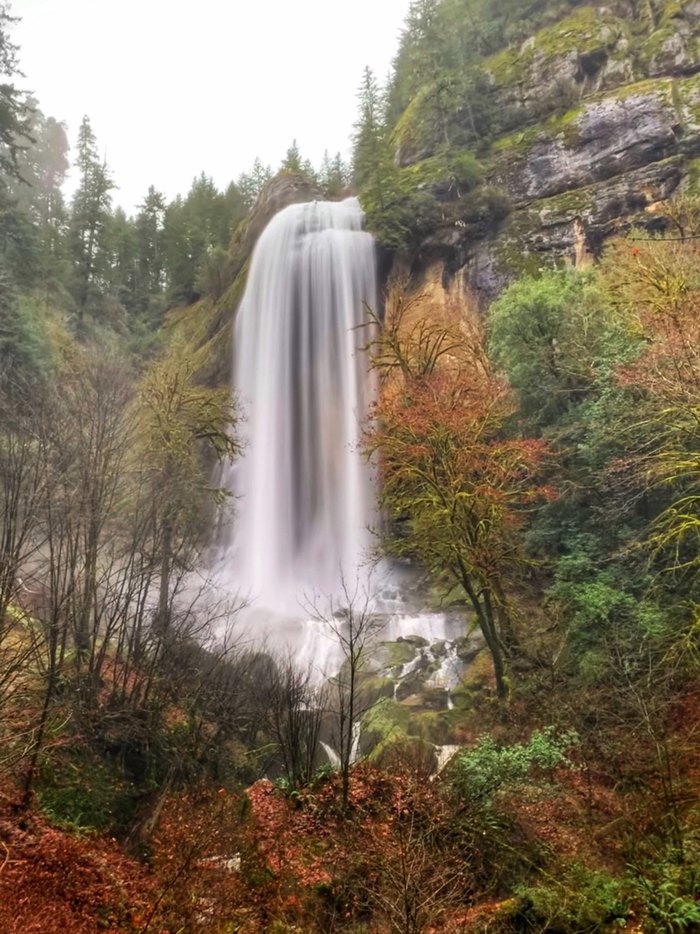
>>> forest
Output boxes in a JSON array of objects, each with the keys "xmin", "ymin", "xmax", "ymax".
[{"xmin": 1, "ymin": 0, "xmax": 700, "ymax": 931}]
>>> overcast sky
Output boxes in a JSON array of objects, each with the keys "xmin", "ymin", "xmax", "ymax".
[{"xmin": 15, "ymin": 0, "xmax": 410, "ymax": 212}]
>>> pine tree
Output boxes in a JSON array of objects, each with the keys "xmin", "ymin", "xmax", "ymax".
[
  {"xmin": 319, "ymin": 150, "xmax": 350, "ymax": 199},
  {"xmin": 352, "ymin": 67, "xmax": 395, "ymax": 211},
  {"xmin": 237, "ymin": 157, "xmax": 272, "ymax": 209},
  {"xmin": 281, "ymin": 139, "xmax": 302, "ymax": 173},
  {"xmin": 136, "ymin": 185, "xmax": 166, "ymax": 301},
  {"xmin": 69, "ymin": 116, "xmax": 114, "ymax": 325},
  {"xmin": 9, "ymin": 104, "xmax": 70, "ymax": 291},
  {"xmin": 0, "ymin": 5, "xmax": 33, "ymax": 183}
]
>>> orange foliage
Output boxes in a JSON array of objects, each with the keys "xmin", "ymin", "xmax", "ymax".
[{"xmin": 0, "ymin": 793, "xmax": 153, "ymax": 933}]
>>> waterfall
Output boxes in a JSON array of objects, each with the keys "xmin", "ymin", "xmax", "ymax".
[{"xmin": 218, "ymin": 198, "xmax": 377, "ymax": 612}]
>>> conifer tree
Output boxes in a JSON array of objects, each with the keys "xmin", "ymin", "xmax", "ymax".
[
  {"xmin": 136, "ymin": 185, "xmax": 166, "ymax": 301},
  {"xmin": 281, "ymin": 139, "xmax": 302, "ymax": 173},
  {"xmin": 10, "ymin": 107, "xmax": 70, "ymax": 291},
  {"xmin": 319, "ymin": 150, "xmax": 349, "ymax": 198},
  {"xmin": 69, "ymin": 116, "xmax": 114, "ymax": 325},
  {"xmin": 352, "ymin": 67, "xmax": 395, "ymax": 211},
  {"xmin": 237, "ymin": 157, "xmax": 272, "ymax": 209},
  {"xmin": 0, "ymin": 5, "xmax": 33, "ymax": 183}
]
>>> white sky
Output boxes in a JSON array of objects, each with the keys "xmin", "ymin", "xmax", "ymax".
[{"xmin": 15, "ymin": 0, "xmax": 410, "ymax": 212}]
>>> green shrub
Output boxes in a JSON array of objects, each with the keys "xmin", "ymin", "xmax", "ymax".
[
  {"xmin": 630, "ymin": 858, "xmax": 700, "ymax": 933},
  {"xmin": 515, "ymin": 865, "xmax": 629, "ymax": 932},
  {"xmin": 452, "ymin": 727, "xmax": 578, "ymax": 803},
  {"xmin": 37, "ymin": 747, "xmax": 140, "ymax": 834}
]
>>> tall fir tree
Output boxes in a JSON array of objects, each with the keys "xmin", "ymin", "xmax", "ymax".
[
  {"xmin": 68, "ymin": 116, "xmax": 114, "ymax": 326},
  {"xmin": 352, "ymin": 67, "xmax": 395, "ymax": 211}
]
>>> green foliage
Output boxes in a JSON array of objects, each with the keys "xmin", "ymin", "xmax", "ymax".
[
  {"xmin": 515, "ymin": 864, "xmax": 629, "ymax": 932},
  {"xmin": 545, "ymin": 539, "xmax": 674, "ymax": 682},
  {"xmin": 319, "ymin": 150, "xmax": 350, "ymax": 198},
  {"xmin": 453, "ymin": 727, "xmax": 578, "ymax": 803},
  {"xmin": 0, "ymin": 6, "xmax": 34, "ymax": 184},
  {"xmin": 0, "ymin": 273, "xmax": 51, "ymax": 379},
  {"xmin": 360, "ymin": 145, "xmax": 486, "ymax": 250},
  {"xmin": 489, "ymin": 268, "xmax": 636, "ymax": 430},
  {"xmin": 630, "ymin": 857, "xmax": 700, "ymax": 933},
  {"xmin": 279, "ymin": 139, "xmax": 317, "ymax": 183},
  {"xmin": 37, "ymin": 747, "xmax": 140, "ymax": 834},
  {"xmin": 237, "ymin": 156, "xmax": 272, "ymax": 209},
  {"xmin": 163, "ymin": 173, "xmax": 245, "ymax": 304},
  {"xmin": 386, "ymin": 0, "xmax": 584, "ymax": 160}
]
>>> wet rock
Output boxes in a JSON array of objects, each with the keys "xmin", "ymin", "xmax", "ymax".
[{"xmin": 397, "ymin": 634, "xmax": 430, "ymax": 648}]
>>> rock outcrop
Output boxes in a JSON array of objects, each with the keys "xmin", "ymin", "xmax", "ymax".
[{"xmin": 396, "ymin": 0, "xmax": 700, "ymax": 302}]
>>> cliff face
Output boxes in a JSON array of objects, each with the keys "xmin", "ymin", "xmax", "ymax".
[{"xmin": 397, "ymin": 0, "xmax": 700, "ymax": 302}]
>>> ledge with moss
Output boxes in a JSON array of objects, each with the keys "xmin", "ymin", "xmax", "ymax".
[
  {"xmin": 483, "ymin": 4, "xmax": 634, "ymax": 125},
  {"xmin": 488, "ymin": 72, "xmax": 700, "ymax": 204}
]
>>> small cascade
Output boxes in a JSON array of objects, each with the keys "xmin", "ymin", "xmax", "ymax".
[
  {"xmin": 217, "ymin": 198, "xmax": 377, "ymax": 612},
  {"xmin": 321, "ymin": 742, "xmax": 340, "ymax": 768},
  {"xmin": 320, "ymin": 721, "xmax": 361, "ymax": 769}
]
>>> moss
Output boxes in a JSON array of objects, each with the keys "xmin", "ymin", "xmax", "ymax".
[
  {"xmin": 362, "ymin": 697, "xmax": 411, "ymax": 745},
  {"xmin": 358, "ymin": 674, "xmax": 396, "ymax": 701},
  {"xmin": 369, "ymin": 734, "xmax": 437, "ymax": 771},
  {"xmin": 380, "ymin": 640, "xmax": 417, "ymax": 669},
  {"xmin": 407, "ymin": 710, "xmax": 453, "ymax": 745},
  {"xmin": 491, "ymin": 100, "xmax": 586, "ymax": 160},
  {"xmin": 676, "ymin": 71, "xmax": 700, "ymax": 126},
  {"xmin": 37, "ymin": 746, "xmax": 140, "ymax": 834},
  {"xmin": 390, "ymin": 151, "xmax": 484, "ymax": 201},
  {"xmin": 392, "ymin": 84, "xmax": 431, "ymax": 156},
  {"xmin": 492, "ymin": 205, "xmax": 567, "ymax": 281},
  {"xmin": 489, "ymin": 71, "xmax": 697, "ymax": 177},
  {"xmin": 484, "ymin": 5, "xmax": 628, "ymax": 89},
  {"xmin": 684, "ymin": 157, "xmax": 700, "ymax": 194}
]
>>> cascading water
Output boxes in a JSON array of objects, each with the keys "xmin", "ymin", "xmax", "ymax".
[{"xmin": 218, "ymin": 198, "xmax": 377, "ymax": 612}]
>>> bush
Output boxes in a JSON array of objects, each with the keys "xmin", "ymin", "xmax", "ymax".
[
  {"xmin": 37, "ymin": 747, "xmax": 140, "ymax": 834},
  {"xmin": 515, "ymin": 865, "xmax": 629, "ymax": 932},
  {"xmin": 452, "ymin": 727, "xmax": 578, "ymax": 804}
]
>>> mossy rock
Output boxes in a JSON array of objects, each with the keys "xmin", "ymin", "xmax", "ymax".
[
  {"xmin": 485, "ymin": 5, "xmax": 629, "ymax": 90},
  {"xmin": 407, "ymin": 709, "xmax": 454, "ymax": 745},
  {"xmin": 369, "ymin": 734, "xmax": 437, "ymax": 773},
  {"xmin": 361, "ymin": 697, "xmax": 411, "ymax": 751},
  {"xmin": 357, "ymin": 673, "xmax": 396, "ymax": 701},
  {"xmin": 684, "ymin": 156, "xmax": 700, "ymax": 194},
  {"xmin": 377, "ymin": 640, "xmax": 418, "ymax": 670},
  {"xmin": 454, "ymin": 650, "xmax": 496, "ymax": 697}
]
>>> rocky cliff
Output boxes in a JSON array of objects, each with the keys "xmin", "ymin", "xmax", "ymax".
[{"xmin": 396, "ymin": 0, "xmax": 700, "ymax": 302}]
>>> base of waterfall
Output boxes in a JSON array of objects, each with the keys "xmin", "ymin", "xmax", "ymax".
[
  {"xmin": 198, "ymin": 561, "xmax": 486, "ymax": 772},
  {"xmin": 205, "ymin": 560, "xmax": 480, "ymax": 688}
]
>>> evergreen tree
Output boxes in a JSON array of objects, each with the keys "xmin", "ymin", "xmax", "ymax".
[
  {"xmin": 352, "ymin": 67, "xmax": 395, "ymax": 209},
  {"xmin": 237, "ymin": 157, "xmax": 272, "ymax": 209},
  {"xmin": 134, "ymin": 185, "xmax": 166, "ymax": 312},
  {"xmin": 105, "ymin": 207, "xmax": 139, "ymax": 313},
  {"xmin": 222, "ymin": 181, "xmax": 246, "ymax": 234},
  {"xmin": 68, "ymin": 116, "xmax": 114, "ymax": 325},
  {"xmin": 9, "ymin": 103, "xmax": 70, "ymax": 292},
  {"xmin": 163, "ymin": 174, "xmax": 242, "ymax": 303},
  {"xmin": 281, "ymin": 139, "xmax": 302, "ymax": 173},
  {"xmin": 0, "ymin": 5, "xmax": 33, "ymax": 183},
  {"xmin": 319, "ymin": 151, "xmax": 350, "ymax": 199}
]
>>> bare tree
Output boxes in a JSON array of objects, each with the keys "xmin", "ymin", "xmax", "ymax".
[
  {"xmin": 267, "ymin": 652, "xmax": 328, "ymax": 789},
  {"xmin": 367, "ymin": 798, "xmax": 468, "ymax": 934},
  {"xmin": 0, "ymin": 378, "xmax": 48, "ymax": 774},
  {"xmin": 0, "ymin": 377, "xmax": 49, "ymax": 620},
  {"xmin": 307, "ymin": 575, "xmax": 382, "ymax": 809}
]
